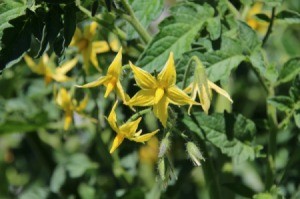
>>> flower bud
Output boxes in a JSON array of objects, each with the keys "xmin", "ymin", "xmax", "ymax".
[
  {"xmin": 186, "ymin": 142, "xmax": 205, "ymax": 166},
  {"xmin": 158, "ymin": 135, "xmax": 171, "ymax": 158},
  {"xmin": 158, "ymin": 158, "xmax": 165, "ymax": 180}
]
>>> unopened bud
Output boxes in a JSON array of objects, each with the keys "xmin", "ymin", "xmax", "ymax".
[
  {"xmin": 186, "ymin": 142, "xmax": 205, "ymax": 166},
  {"xmin": 158, "ymin": 135, "xmax": 171, "ymax": 158},
  {"xmin": 158, "ymin": 158, "xmax": 165, "ymax": 180}
]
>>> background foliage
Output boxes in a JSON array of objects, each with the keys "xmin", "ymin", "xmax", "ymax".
[{"xmin": 0, "ymin": 0, "xmax": 300, "ymax": 198}]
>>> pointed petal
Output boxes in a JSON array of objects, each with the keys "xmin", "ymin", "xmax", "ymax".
[
  {"xmin": 76, "ymin": 76, "xmax": 109, "ymax": 88},
  {"xmin": 119, "ymin": 117, "xmax": 142, "ymax": 137},
  {"xmin": 129, "ymin": 62, "xmax": 157, "ymax": 89},
  {"xmin": 64, "ymin": 111, "xmax": 73, "ymax": 130},
  {"xmin": 158, "ymin": 52, "xmax": 176, "ymax": 87},
  {"xmin": 24, "ymin": 55, "xmax": 44, "ymax": 74},
  {"xmin": 127, "ymin": 89, "xmax": 155, "ymax": 106},
  {"xmin": 76, "ymin": 95, "xmax": 89, "ymax": 112},
  {"xmin": 51, "ymin": 74, "xmax": 72, "ymax": 82},
  {"xmin": 208, "ymin": 80, "xmax": 233, "ymax": 103},
  {"xmin": 82, "ymin": 46, "xmax": 92, "ymax": 73},
  {"xmin": 104, "ymin": 80, "xmax": 116, "ymax": 98},
  {"xmin": 131, "ymin": 129, "xmax": 160, "ymax": 142},
  {"xmin": 167, "ymin": 86, "xmax": 196, "ymax": 105},
  {"xmin": 115, "ymin": 81, "xmax": 127, "ymax": 102},
  {"xmin": 89, "ymin": 50, "xmax": 100, "ymax": 71},
  {"xmin": 153, "ymin": 96, "xmax": 169, "ymax": 127},
  {"xmin": 184, "ymin": 83, "xmax": 193, "ymax": 94},
  {"xmin": 107, "ymin": 48, "xmax": 122, "ymax": 78},
  {"xmin": 56, "ymin": 57, "xmax": 78, "ymax": 75},
  {"xmin": 70, "ymin": 28, "xmax": 82, "ymax": 46},
  {"xmin": 84, "ymin": 22, "xmax": 98, "ymax": 38},
  {"xmin": 107, "ymin": 101, "xmax": 119, "ymax": 132},
  {"xmin": 56, "ymin": 88, "xmax": 71, "ymax": 109},
  {"xmin": 199, "ymin": 83, "xmax": 211, "ymax": 114},
  {"xmin": 92, "ymin": 41, "xmax": 110, "ymax": 53},
  {"xmin": 110, "ymin": 134, "xmax": 125, "ymax": 153},
  {"xmin": 154, "ymin": 87, "xmax": 165, "ymax": 104}
]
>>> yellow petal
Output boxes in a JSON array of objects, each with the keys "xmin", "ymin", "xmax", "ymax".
[
  {"xmin": 208, "ymin": 80, "xmax": 233, "ymax": 103},
  {"xmin": 107, "ymin": 48, "xmax": 122, "ymax": 78},
  {"xmin": 89, "ymin": 49, "xmax": 102, "ymax": 72},
  {"xmin": 70, "ymin": 28, "xmax": 82, "ymax": 46},
  {"xmin": 92, "ymin": 41, "xmax": 110, "ymax": 54},
  {"xmin": 153, "ymin": 96, "xmax": 169, "ymax": 127},
  {"xmin": 131, "ymin": 129, "xmax": 160, "ymax": 142},
  {"xmin": 84, "ymin": 22, "xmax": 98, "ymax": 38},
  {"xmin": 119, "ymin": 117, "xmax": 142, "ymax": 137},
  {"xmin": 199, "ymin": 83, "xmax": 211, "ymax": 114},
  {"xmin": 154, "ymin": 87, "xmax": 164, "ymax": 104},
  {"xmin": 167, "ymin": 86, "xmax": 196, "ymax": 106},
  {"xmin": 51, "ymin": 74, "xmax": 71, "ymax": 82},
  {"xmin": 110, "ymin": 134, "xmax": 125, "ymax": 153},
  {"xmin": 158, "ymin": 52, "xmax": 176, "ymax": 87},
  {"xmin": 76, "ymin": 76, "xmax": 109, "ymax": 88},
  {"xmin": 129, "ymin": 62, "xmax": 157, "ymax": 89},
  {"xmin": 56, "ymin": 88, "xmax": 71, "ymax": 108},
  {"xmin": 64, "ymin": 111, "xmax": 73, "ymax": 130},
  {"xmin": 104, "ymin": 80, "xmax": 116, "ymax": 98},
  {"xmin": 76, "ymin": 95, "xmax": 89, "ymax": 112},
  {"xmin": 108, "ymin": 33, "xmax": 121, "ymax": 52},
  {"xmin": 56, "ymin": 57, "xmax": 78, "ymax": 75},
  {"xmin": 24, "ymin": 55, "xmax": 44, "ymax": 74},
  {"xmin": 107, "ymin": 101, "xmax": 119, "ymax": 133},
  {"xmin": 127, "ymin": 89, "xmax": 155, "ymax": 106},
  {"xmin": 115, "ymin": 81, "xmax": 128, "ymax": 102}
]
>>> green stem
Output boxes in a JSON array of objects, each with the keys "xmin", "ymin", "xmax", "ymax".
[
  {"xmin": 120, "ymin": 0, "xmax": 151, "ymax": 43},
  {"xmin": 225, "ymin": 0, "xmax": 241, "ymax": 18},
  {"xmin": 182, "ymin": 56, "xmax": 201, "ymax": 89},
  {"xmin": 262, "ymin": 8, "xmax": 276, "ymax": 46},
  {"xmin": 266, "ymin": 86, "xmax": 278, "ymax": 190},
  {"xmin": 249, "ymin": 62, "xmax": 269, "ymax": 93},
  {"xmin": 126, "ymin": 108, "xmax": 152, "ymax": 122}
]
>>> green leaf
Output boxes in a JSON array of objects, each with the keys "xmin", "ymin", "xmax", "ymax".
[
  {"xmin": 50, "ymin": 165, "xmax": 66, "ymax": 193},
  {"xmin": 268, "ymin": 96, "xmax": 294, "ymax": 112},
  {"xmin": 126, "ymin": 0, "xmax": 163, "ymax": 39},
  {"xmin": 182, "ymin": 112, "xmax": 258, "ymax": 162},
  {"xmin": 66, "ymin": 154, "xmax": 98, "ymax": 178},
  {"xmin": 63, "ymin": 3, "xmax": 77, "ymax": 47},
  {"xmin": 0, "ymin": 9, "xmax": 33, "ymax": 70},
  {"xmin": 19, "ymin": 186, "xmax": 49, "ymax": 199},
  {"xmin": 276, "ymin": 10, "xmax": 300, "ymax": 24},
  {"xmin": 0, "ymin": 2, "xmax": 26, "ymax": 41},
  {"xmin": 79, "ymin": 183, "xmax": 96, "ymax": 199},
  {"xmin": 255, "ymin": 14, "xmax": 271, "ymax": 22},
  {"xmin": 206, "ymin": 54, "xmax": 245, "ymax": 82},
  {"xmin": 278, "ymin": 57, "xmax": 300, "ymax": 84},
  {"xmin": 237, "ymin": 21, "xmax": 261, "ymax": 53},
  {"xmin": 137, "ymin": 3, "xmax": 213, "ymax": 71},
  {"xmin": 206, "ymin": 17, "xmax": 221, "ymax": 40},
  {"xmin": 294, "ymin": 109, "xmax": 300, "ymax": 128}
]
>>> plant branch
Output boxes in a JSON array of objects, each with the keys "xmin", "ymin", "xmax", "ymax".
[
  {"xmin": 225, "ymin": 0, "xmax": 241, "ymax": 18},
  {"xmin": 262, "ymin": 8, "xmax": 276, "ymax": 46}
]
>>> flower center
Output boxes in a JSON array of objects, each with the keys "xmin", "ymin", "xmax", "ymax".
[{"xmin": 77, "ymin": 38, "xmax": 89, "ymax": 51}]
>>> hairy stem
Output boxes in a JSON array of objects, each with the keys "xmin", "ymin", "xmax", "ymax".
[
  {"xmin": 120, "ymin": 0, "xmax": 151, "ymax": 43},
  {"xmin": 127, "ymin": 108, "xmax": 152, "ymax": 122}
]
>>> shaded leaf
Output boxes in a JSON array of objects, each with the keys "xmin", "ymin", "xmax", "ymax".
[
  {"xmin": 268, "ymin": 96, "xmax": 294, "ymax": 112},
  {"xmin": 50, "ymin": 165, "xmax": 66, "ymax": 193},
  {"xmin": 66, "ymin": 154, "xmax": 98, "ymax": 178},
  {"xmin": 182, "ymin": 112, "xmax": 258, "ymax": 162},
  {"xmin": 237, "ymin": 21, "xmax": 261, "ymax": 53},
  {"xmin": 276, "ymin": 10, "xmax": 300, "ymax": 24},
  {"xmin": 63, "ymin": 3, "xmax": 77, "ymax": 47}
]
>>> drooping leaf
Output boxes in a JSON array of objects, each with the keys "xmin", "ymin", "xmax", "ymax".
[
  {"xmin": 278, "ymin": 57, "xmax": 300, "ymax": 84},
  {"xmin": 268, "ymin": 96, "xmax": 294, "ymax": 112},
  {"xmin": 126, "ymin": 0, "xmax": 163, "ymax": 39},
  {"xmin": 206, "ymin": 16, "xmax": 221, "ymax": 40},
  {"xmin": 276, "ymin": 10, "xmax": 300, "ymax": 24},
  {"xmin": 66, "ymin": 154, "xmax": 98, "ymax": 178},
  {"xmin": 137, "ymin": 3, "xmax": 214, "ymax": 71},
  {"xmin": 182, "ymin": 112, "xmax": 258, "ymax": 162},
  {"xmin": 0, "ymin": 9, "xmax": 34, "ymax": 70}
]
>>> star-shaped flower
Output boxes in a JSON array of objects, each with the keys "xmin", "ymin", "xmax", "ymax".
[
  {"xmin": 55, "ymin": 88, "xmax": 88, "ymax": 130},
  {"xmin": 76, "ymin": 48, "xmax": 128, "ymax": 102},
  {"xmin": 107, "ymin": 101, "xmax": 159, "ymax": 153},
  {"xmin": 184, "ymin": 59, "xmax": 233, "ymax": 114},
  {"xmin": 126, "ymin": 52, "xmax": 197, "ymax": 127},
  {"xmin": 24, "ymin": 54, "xmax": 77, "ymax": 85},
  {"xmin": 70, "ymin": 22, "xmax": 110, "ymax": 73}
]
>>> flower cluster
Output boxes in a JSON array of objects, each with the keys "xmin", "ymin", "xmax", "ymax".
[{"xmin": 23, "ymin": 23, "xmax": 232, "ymax": 155}]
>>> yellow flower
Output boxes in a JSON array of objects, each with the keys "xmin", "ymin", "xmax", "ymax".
[
  {"xmin": 70, "ymin": 22, "xmax": 110, "ymax": 73},
  {"xmin": 76, "ymin": 48, "xmax": 128, "ymax": 102},
  {"xmin": 184, "ymin": 59, "xmax": 233, "ymax": 114},
  {"xmin": 55, "ymin": 88, "xmax": 88, "ymax": 130},
  {"xmin": 126, "ymin": 52, "xmax": 197, "ymax": 127},
  {"xmin": 24, "ymin": 54, "xmax": 77, "ymax": 84},
  {"xmin": 246, "ymin": 2, "xmax": 268, "ymax": 34},
  {"xmin": 107, "ymin": 101, "xmax": 159, "ymax": 153}
]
